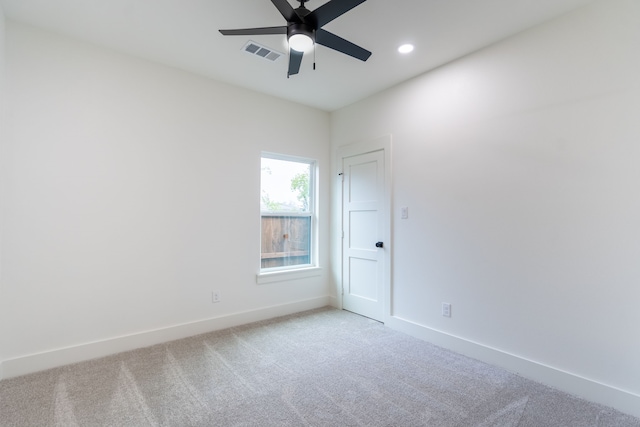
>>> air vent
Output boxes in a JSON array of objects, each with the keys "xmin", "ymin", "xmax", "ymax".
[{"xmin": 242, "ymin": 41, "xmax": 284, "ymax": 62}]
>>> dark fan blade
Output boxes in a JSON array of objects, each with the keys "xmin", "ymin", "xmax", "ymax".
[
  {"xmin": 308, "ymin": 0, "xmax": 367, "ymax": 27},
  {"xmin": 316, "ymin": 29, "xmax": 371, "ymax": 61},
  {"xmin": 271, "ymin": 0, "xmax": 301, "ymax": 23},
  {"xmin": 288, "ymin": 49, "xmax": 304, "ymax": 77},
  {"xmin": 219, "ymin": 26, "xmax": 287, "ymax": 36}
]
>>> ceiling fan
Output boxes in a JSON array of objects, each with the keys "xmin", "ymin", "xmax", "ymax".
[{"xmin": 219, "ymin": 0, "xmax": 372, "ymax": 77}]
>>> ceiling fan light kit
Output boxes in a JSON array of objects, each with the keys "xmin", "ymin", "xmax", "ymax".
[
  {"xmin": 288, "ymin": 33, "xmax": 313, "ymax": 52},
  {"xmin": 219, "ymin": 0, "xmax": 372, "ymax": 77},
  {"xmin": 288, "ymin": 23, "xmax": 314, "ymax": 52}
]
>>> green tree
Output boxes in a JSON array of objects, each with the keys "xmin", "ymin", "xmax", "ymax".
[
  {"xmin": 290, "ymin": 172, "xmax": 309, "ymax": 211},
  {"xmin": 261, "ymin": 191, "xmax": 281, "ymax": 211}
]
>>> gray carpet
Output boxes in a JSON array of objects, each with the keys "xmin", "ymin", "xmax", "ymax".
[{"xmin": 0, "ymin": 307, "xmax": 638, "ymax": 426}]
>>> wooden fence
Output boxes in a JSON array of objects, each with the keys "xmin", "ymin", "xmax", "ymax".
[{"xmin": 261, "ymin": 215, "xmax": 311, "ymax": 268}]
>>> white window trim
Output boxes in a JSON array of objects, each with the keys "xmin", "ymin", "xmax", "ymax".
[
  {"xmin": 259, "ymin": 152, "xmax": 318, "ymax": 279},
  {"xmin": 256, "ymin": 266, "xmax": 322, "ymax": 285}
]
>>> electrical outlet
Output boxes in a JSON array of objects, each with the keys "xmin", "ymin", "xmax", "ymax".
[
  {"xmin": 442, "ymin": 302, "xmax": 451, "ymax": 317},
  {"xmin": 212, "ymin": 291, "xmax": 220, "ymax": 303}
]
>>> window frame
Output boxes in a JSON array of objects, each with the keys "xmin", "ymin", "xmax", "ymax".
[{"xmin": 257, "ymin": 152, "xmax": 319, "ymax": 281}]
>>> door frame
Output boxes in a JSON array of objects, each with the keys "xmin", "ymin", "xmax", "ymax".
[{"xmin": 336, "ymin": 134, "xmax": 392, "ymax": 323}]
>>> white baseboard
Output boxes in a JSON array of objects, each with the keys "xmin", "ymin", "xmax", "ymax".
[
  {"xmin": 1, "ymin": 296, "xmax": 332, "ymax": 380},
  {"xmin": 386, "ymin": 315, "xmax": 640, "ymax": 419}
]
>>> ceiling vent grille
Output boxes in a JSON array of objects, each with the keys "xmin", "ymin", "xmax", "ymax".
[{"xmin": 242, "ymin": 41, "xmax": 284, "ymax": 62}]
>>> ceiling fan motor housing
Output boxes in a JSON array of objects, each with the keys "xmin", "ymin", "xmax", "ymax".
[{"xmin": 288, "ymin": 22, "xmax": 315, "ymax": 42}]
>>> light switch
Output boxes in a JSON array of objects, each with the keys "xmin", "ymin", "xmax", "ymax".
[{"xmin": 401, "ymin": 206, "xmax": 409, "ymax": 219}]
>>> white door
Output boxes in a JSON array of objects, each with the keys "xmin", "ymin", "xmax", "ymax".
[{"xmin": 341, "ymin": 149, "xmax": 386, "ymax": 322}]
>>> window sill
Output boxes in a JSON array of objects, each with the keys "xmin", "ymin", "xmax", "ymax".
[{"xmin": 256, "ymin": 267, "xmax": 322, "ymax": 285}]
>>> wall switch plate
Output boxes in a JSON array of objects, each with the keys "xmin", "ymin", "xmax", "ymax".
[
  {"xmin": 401, "ymin": 206, "xmax": 409, "ymax": 219},
  {"xmin": 212, "ymin": 291, "xmax": 221, "ymax": 303},
  {"xmin": 442, "ymin": 302, "xmax": 451, "ymax": 317}
]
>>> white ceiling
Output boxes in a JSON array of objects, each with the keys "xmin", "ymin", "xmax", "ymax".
[{"xmin": 0, "ymin": 0, "xmax": 596, "ymax": 111}]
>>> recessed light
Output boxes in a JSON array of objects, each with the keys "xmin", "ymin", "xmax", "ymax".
[{"xmin": 398, "ymin": 44, "xmax": 414, "ymax": 54}]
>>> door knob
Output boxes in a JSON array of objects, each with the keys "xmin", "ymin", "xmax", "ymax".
[{"xmin": 375, "ymin": 242, "xmax": 384, "ymax": 248}]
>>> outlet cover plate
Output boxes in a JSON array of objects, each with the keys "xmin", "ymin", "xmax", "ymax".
[{"xmin": 442, "ymin": 302, "xmax": 451, "ymax": 317}]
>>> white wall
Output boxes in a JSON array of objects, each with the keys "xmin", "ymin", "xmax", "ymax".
[
  {"xmin": 0, "ymin": 2, "xmax": 6, "ymax": 380},
  {"xmin": 331, "ymin": 0, "xmax": 640, "ymax": 417},
  {"xmin": 0, "ymin": 22, "xmax": 331, "ymax": 375}
]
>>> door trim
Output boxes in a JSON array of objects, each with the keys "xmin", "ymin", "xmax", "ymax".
[{"xmin": 336, "ymin": 134, "xmax": 392, "ymax": 323}]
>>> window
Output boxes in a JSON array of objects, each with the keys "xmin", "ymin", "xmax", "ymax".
[{"xmin": 260, "ymin": 153, "xmax": 316, "ymax": 272}]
